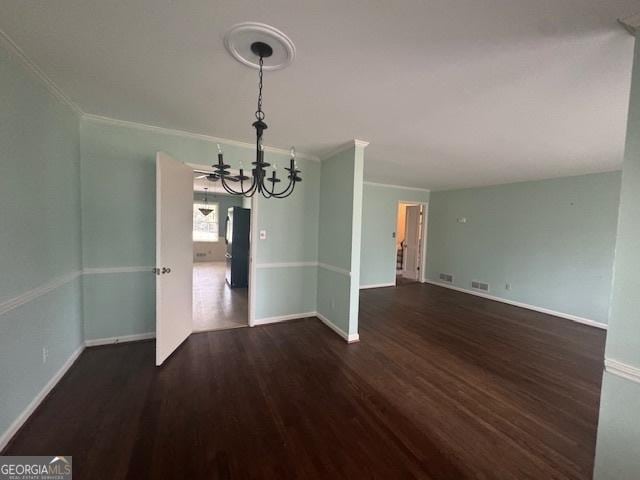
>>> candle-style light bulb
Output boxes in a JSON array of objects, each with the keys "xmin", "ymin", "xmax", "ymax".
[
  {"xmin": 217, "ymin": 143, "xmax": 223, "ymax": 154},
  {"xmin": 290, "ymin": 146, "xmax": 296, "ymax": 159}
]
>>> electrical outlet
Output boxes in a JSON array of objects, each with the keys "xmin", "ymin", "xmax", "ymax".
[
  {"xmin": 259, "ymin": 230, "xmax": 267, "ymax": 240},
  {"xmin": 42, "ymin": 347, "xmax": 48, "ymax": 364}
]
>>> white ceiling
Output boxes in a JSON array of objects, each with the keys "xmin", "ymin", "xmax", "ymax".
[{"xmin": 1, "ymin": 0, "xmax": 637, "ymax": 190}]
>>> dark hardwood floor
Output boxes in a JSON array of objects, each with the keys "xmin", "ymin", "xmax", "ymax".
[{"xmin": 3, "ymin": 283, "xmax": 606, "ymax": 479}]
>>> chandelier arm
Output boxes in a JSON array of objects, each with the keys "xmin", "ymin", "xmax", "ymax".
[
  {"xmin": 261, "ymin": 172, "xmax": 280, "ymax": 197},
  {"xmin": 261, "ymin": 187, "xmax": 273, "ymax": 199},
  {"xmin": 273, "ymin": 183, "xmax": 296, "ymax": 199},
  {"xmin": 244, "ymin": 177, "xmax": 260, "ymax": 197},
  {"xmin": 242, "ymin": 174, "xmax": 259, "ymax": 197},
  {"xmin": 219, "ymin": 176, "xmax": 240, "ymax": 195},
  {"xmin": 267, "ymin": 176, "xmax": 294, "ymax": 198},
  {"xmin": 273, "ymin": 180, "xmax": 296, "ymax": 198},
  {"xmin": 220, "ymin": 175, "xmax": 249, "ymax": 195},
  {"xmin": 259, "ymin": 175, "xmax": 272, "ymax": 198}
]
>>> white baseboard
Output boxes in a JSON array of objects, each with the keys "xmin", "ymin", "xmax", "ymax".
[
  {"xmin": 360, "ymin": 282, "xmax": 396, "ymax": 290},
  {"xmin": 425, "ymin": 280, "xmax": 607, "ymax": 330},
  {"xmin": 252, "ymin": 312, "xmax": 316, "ymax": 326},
  {"xmin": 0, "ymin": 344, "xmax": 84, "ymax": 451},
  {"xmin": 605, "ymin": 358, "xmax": 640, "ymax": 384},
  {"xmin": 316, "ymin": 312, "xmax": 360, "ymax": 343},
  {"xmin": 252, "ymin": 311, "xmax": 359, "ymax": 343},
  {"xmin": 84, "ymin": 332, "xmax": 155, "ymax": 347}
]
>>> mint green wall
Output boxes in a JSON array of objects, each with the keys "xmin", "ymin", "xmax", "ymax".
[
  {"xmin": 602, "ymin": 38, "xmax": 640, "ymax": 369},
  {"xmin": 360, "ymin": 184, "xmax": 430, "ymax": 287},
  {"xmin": 186, "ymin": 146, "xmax": 320, "ymax": 322},
  {"xmin": 252, "ymin": 162, "xmax": 320, "ymax": 265},
  {"xmin": 317, "ymin": 144, "xmax": 365, "ymax": 336},
  {"xmin": 255, "ymin": 267, "xmax": 317, "ymax": 319},
  {"xmin": 0, "ymin": 43, "xmax": 82, "ymax": 439},
  {"xmin": 82, "ymin": 271, "xmax": 154, "ymax": 340},
  {"xmin": 426, "ymin": 172, "xmax": 621, "ymax": 324},
  {"xmin": 80, "ymin": 118, "xmax": 321, "ymax": 336},
  {"xmin": 595, "ymin": 373, "xmax": 640, "ymax": 479},
  {"xmin": 594, "ymin": 37, "xmax": 640, "ymax": 480},
  {"xmin": 318, "ymin": 148, "xmax": 357, "ymax": 271}
]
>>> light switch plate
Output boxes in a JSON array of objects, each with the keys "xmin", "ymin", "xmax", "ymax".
[{"xmin": 259, "ymin": 230, "xmax": 267, "ymax": 240}]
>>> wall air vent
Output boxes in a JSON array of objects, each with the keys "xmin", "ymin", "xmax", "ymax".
[
  {"xmin": 439, "ymin": 273, "xmax": 453, "ymax": 283},
  {"xmin": 471, "ymin": 281, "xmax": 489, "ymax": 292}
]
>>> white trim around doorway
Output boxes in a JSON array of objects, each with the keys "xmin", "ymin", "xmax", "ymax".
[
  {"xmin": 187, "ymin": 162, "xmax": 257, "ymax": 329},
  {"xmin": 395, "ymin": 200, "xmax": 429, "ymax": 285}
]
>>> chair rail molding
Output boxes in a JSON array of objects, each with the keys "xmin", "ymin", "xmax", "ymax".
[
  {"xmin": 82, "ymin": 266, "xmax": 152, "ymax": 275},
  {"xmin": 255, "ymin": 262, "xmax": 318, "ymax": 269},
  {"xmin": 0, "ymin": 271, "xmax": 82, "ymax": 317},
  {"xmin": 605, "ymin": 358, "xmax": 640, "ymax": 384},
  {"xmin": 318, "ymin": 263, "xmax": 351, "ymax": 277}
]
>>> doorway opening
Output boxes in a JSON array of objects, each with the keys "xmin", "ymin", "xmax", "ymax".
[
  {"xmin": 395, "ymin": 202, "xmax": 428, "ymax": 286},
  {"xmin": 192, "ymin": 170, "xmax": 250, "ymax": 332}
]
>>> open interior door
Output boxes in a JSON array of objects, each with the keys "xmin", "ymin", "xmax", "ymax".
[
  {"xmin": 156, "ymin": 152, "xmax": 193, "ymax": 366},
  {"xmin": 403, "ymin": 205, "xmax": 421, "ymax": 281}
]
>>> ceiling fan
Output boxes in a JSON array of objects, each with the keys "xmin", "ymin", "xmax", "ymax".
[{"xmin": 194, "ymin": 169, "xmax": 242, "ymax": 183}]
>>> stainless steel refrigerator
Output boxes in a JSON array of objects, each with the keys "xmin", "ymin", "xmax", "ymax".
[{"xmin": 224, "ymin": 206, "xmax": 250, "ymax": 288}]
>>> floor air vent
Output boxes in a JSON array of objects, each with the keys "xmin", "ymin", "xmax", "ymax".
[
  {"xmin": 439, "ymin": 273, "xmax": 453, "ymax": 283},
  {"xmin": 471, "ymin": 281, "xmax": 489, "ymax": 292}
]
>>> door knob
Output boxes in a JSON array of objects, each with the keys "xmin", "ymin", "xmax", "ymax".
[{"xmin": 162, "ymin": 267, "xmax": 171, "ymax": 274}]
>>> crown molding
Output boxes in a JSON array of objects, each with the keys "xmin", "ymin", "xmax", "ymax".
[
  {"xmin": 320, "ymin": 139, "xmax": 370, "ymax": 161},
  {"xmin": 619, "ymin": 13, "xmax": 640, "ymax": 35},
  {"xmin": 363, "ymin": 181, "xmax": 430, "ymax": 192},
  {"xmin": 82, "ymin": 113, "xmax": 320, "ymax": 162},
  {"xmin": 0, "ymin": 27, "xmax": 83, "ymax": 116}
]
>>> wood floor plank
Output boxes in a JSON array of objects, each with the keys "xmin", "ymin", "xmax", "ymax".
[{"xmin": 2, "ymin": 283, "xmax": 605, "ymax": 479}]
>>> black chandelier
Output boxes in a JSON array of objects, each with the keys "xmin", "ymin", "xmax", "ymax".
[{"xmin": 209, "ymin": 41, "xmax": 301, "ymax": 198}]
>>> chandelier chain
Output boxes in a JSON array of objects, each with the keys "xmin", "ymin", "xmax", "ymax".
[
  {"xmin": 213, "ymin": 42, "xmax": 300, "ymax": 199},
  {"xmin": 255, "ymin": 56, "xmax": 265, "ymax": 121}
]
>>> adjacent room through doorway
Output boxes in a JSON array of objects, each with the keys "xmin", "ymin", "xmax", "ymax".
[
  {"xmin": 395, "ymin": 202, "xmax": 426, "ymax": 286},
  {"xmin": 192, "ymin": 172, "xmax": 249, "ymax": 332}
]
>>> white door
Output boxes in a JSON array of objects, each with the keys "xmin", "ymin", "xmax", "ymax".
[
  {"xmin": 156, "ymin": 152, "xmax": 193, "ymax": 366},
  {"xmin": 403, "ymin": 205, "xmax": 421, "ymax": 281}
]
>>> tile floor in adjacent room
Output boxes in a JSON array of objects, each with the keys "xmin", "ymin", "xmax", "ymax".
[{"xmin": 192, "ymin": 261, "xmax": 247, "ymax": 332}]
